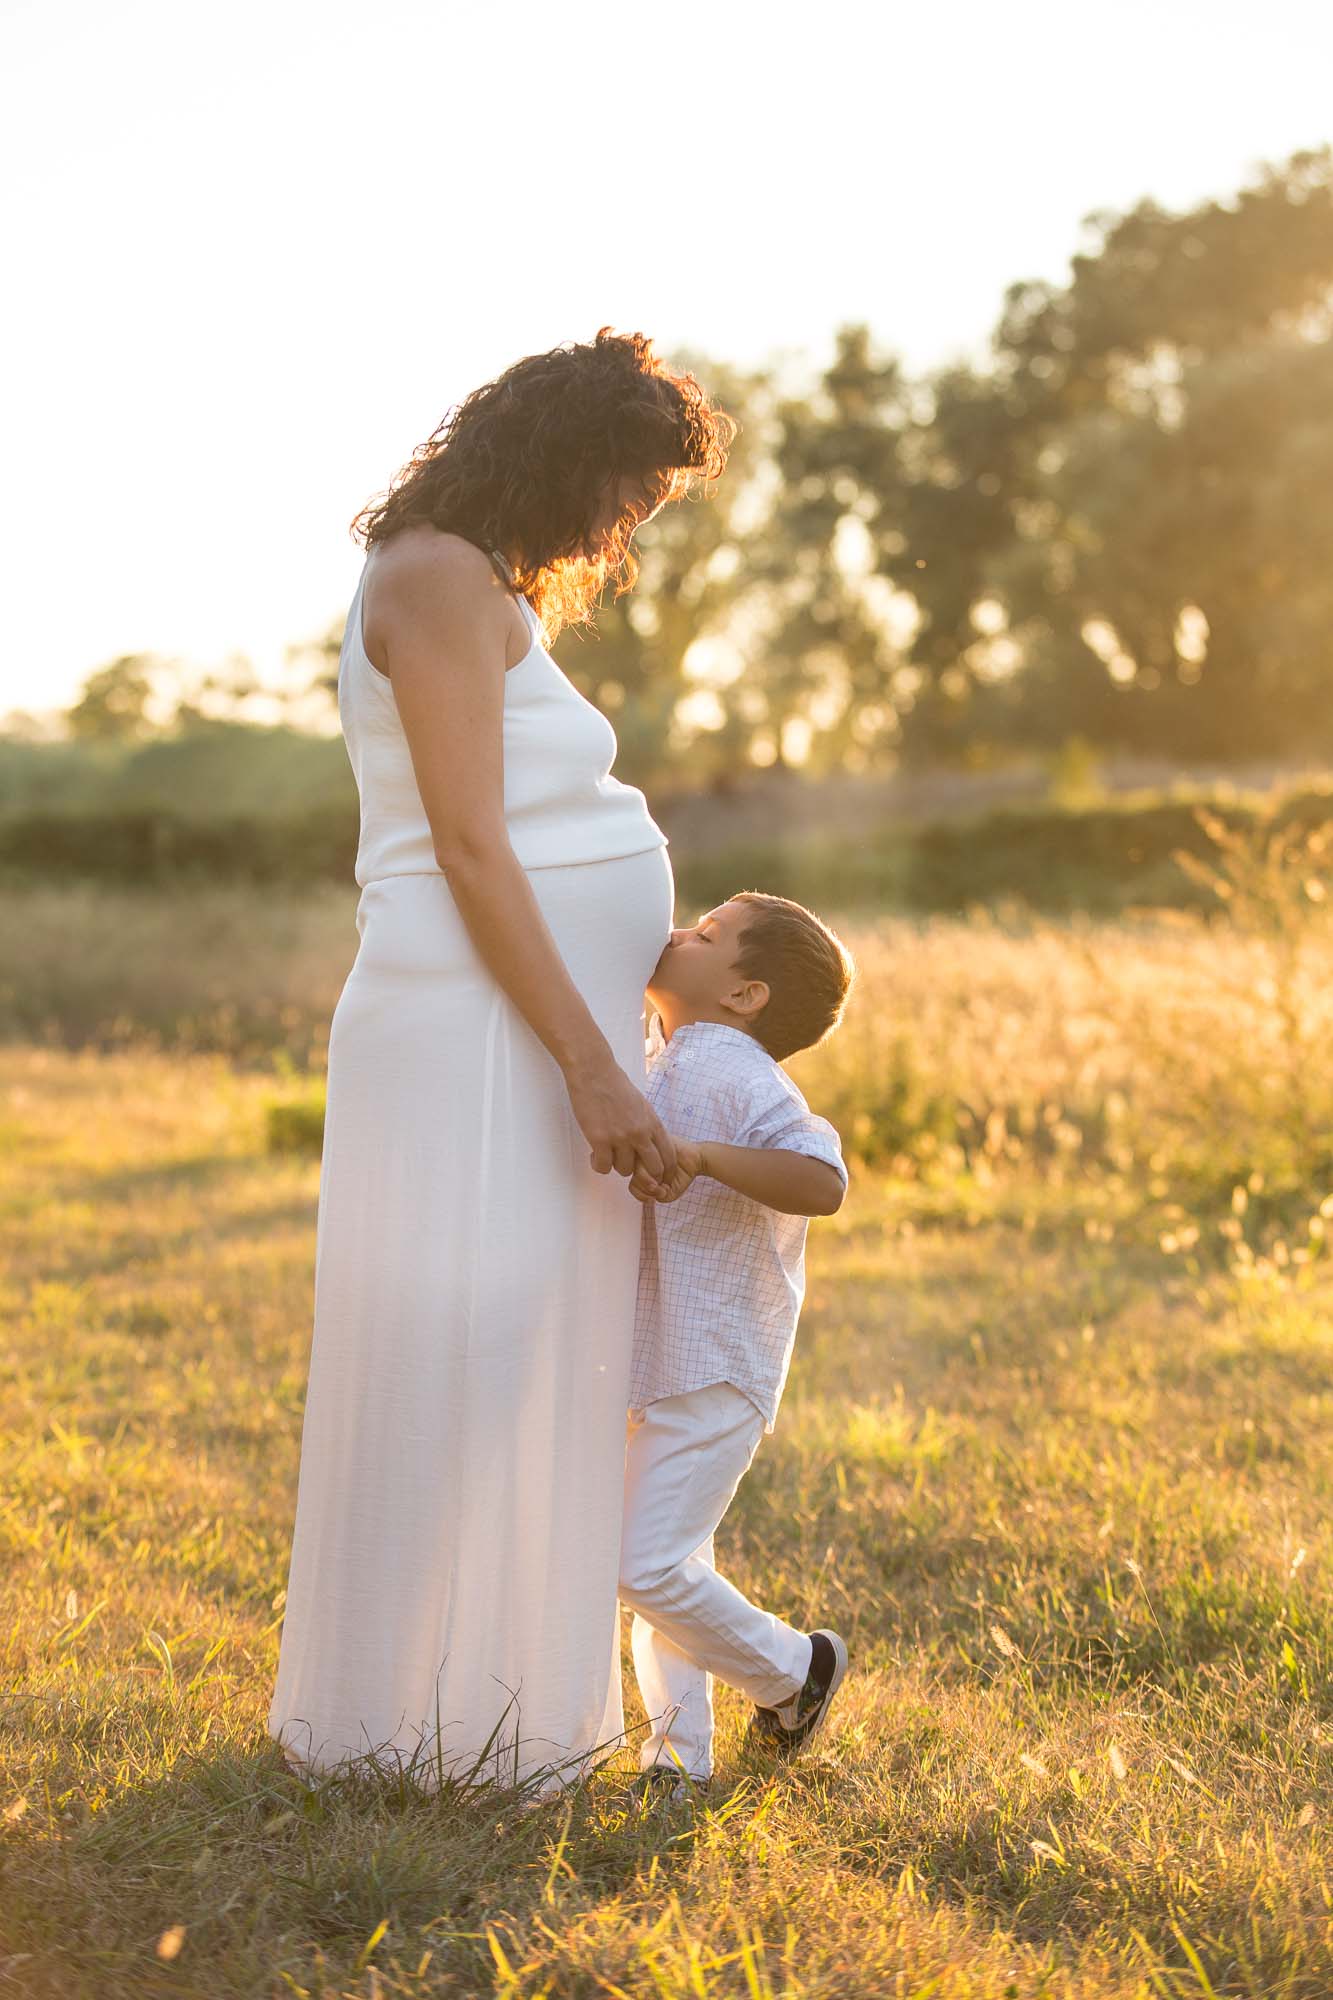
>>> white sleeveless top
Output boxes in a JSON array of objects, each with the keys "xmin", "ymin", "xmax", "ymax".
[{"xmin": 338, "ymin": 554, "xmax": 670, "ymax": 885}]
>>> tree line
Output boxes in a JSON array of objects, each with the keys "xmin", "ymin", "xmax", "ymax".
[{"xmin": 39, "ymin": 145, "xmax": 1333, "ymax": 795}]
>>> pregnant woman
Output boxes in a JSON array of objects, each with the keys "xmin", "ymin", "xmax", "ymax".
[{"xmin": 268, "ymin": 327, "xmax": 736, "ymax": 1794}]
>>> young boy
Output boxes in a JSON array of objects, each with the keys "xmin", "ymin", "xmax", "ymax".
[{"xmin": 619, "ymin": 890, "xmax": 855, "ymax": 1796}]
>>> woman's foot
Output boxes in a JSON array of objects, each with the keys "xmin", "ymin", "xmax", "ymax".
[{"xmin": 744, "ymin": 1629, "xmax": 848, "ymax": 1753}]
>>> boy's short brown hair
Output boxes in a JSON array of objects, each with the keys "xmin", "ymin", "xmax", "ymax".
[{"xmin": 728, "ymin": 892, "xmax": 855, "ymax": 1062}]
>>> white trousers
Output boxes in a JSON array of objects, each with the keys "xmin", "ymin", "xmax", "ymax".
[{"xmin": 619, "ymin": 1382, "xmax": 812, "ymax": 1779}]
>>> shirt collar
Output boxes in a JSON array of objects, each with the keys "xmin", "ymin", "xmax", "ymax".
[{"xmin": 648, "ymin": 1016, "xmax": 768, "ymax": 1061}]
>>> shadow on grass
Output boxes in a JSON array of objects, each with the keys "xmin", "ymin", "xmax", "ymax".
[
  {"xmin": 50, "ymin": 1192, "xmax": 318, "ymax": 1289},
  {"xmin": 2, "ymin": 1711, "xmax": 744, "ymax": 1995}
]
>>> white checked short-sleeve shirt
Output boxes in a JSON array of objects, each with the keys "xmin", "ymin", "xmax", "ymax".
[{"xmin": 630, "ymin": 1015, "xmax": 849, "ymax": 1432}]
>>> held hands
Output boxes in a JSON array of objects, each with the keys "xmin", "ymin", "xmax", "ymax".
[
  {"xmin": 561, "ymin": 1052, "xmax": 703, "ymax": 1203},
  {"xmin": 629, "ymin": 1136, "xmax": 706, "ymax": 1205},
  {"xmin": 563, "ymin": 1054, "xmax": 680, "ymax": 1188}
]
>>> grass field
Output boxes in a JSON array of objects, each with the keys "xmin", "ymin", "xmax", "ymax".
[{"xmin": 2, "ymin": 838, "xmax": 1331, "ymax": 1996}]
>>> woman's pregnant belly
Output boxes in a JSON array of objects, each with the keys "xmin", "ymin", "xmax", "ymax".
[
  {"xmin": 346, "ymin": 847, "xmax": 673, "ymax": 1033},
  {"xmin": 334, "ymin": 846, "xmax": 675, "ymax": 1125}
]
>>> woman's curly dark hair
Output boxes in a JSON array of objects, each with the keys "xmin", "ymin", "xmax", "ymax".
[{"xmin": 350, "ymin": 327, "xmax": 738, "ymax": 641}]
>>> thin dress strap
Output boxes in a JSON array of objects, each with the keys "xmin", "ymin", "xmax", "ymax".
[
  {"xmin": 484, "ymin": 542, "xmax": 540, "ymax": 642},
  {"xmin": 517, "ymin": 594, "xmax": 548, "ymax": 651}
]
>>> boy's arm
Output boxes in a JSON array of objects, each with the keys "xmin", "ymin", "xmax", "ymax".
[{"xmin": 695, "ymin": 1139, "xmax": 846, "ymax": 1217}]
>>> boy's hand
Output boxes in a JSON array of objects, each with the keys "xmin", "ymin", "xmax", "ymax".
[{"xmin": 629, "ymin": 1137, "xmax": 707, "ymax": 1204}]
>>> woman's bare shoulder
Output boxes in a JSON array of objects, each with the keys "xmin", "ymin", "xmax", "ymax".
[
  {"xmin": 370, "ymin": 525, "xmax": 507, "ymax": 602},
  {"xmin": 363, "ymin": 528, "xmax": 511, "ymax": 666}
]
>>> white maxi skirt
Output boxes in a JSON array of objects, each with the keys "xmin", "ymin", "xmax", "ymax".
[{"xmin": 268, "ymin": 845, "xmax": 675, "ymax": 1790}]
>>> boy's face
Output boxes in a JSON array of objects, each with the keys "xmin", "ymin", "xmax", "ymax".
[{"xmin": 646, "ymin": 899, "xmax": 767, "ymax": 1033}]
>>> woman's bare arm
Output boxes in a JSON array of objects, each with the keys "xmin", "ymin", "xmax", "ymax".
[{"xmin": 362, "ymin": 529, "xmax": 677, "ymax": 1187}]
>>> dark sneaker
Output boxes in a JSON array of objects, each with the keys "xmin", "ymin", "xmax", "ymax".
[
  {"xmin": 631, "ymin": 1764, "xmax": 710, "ymax": 1805},
  {"xmin": 745, "ymin": 1630, "xmax": 848, "ymax": 1754}
]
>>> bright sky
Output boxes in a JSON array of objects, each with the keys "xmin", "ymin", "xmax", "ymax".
[{"xmin": 3, "ymin": 0, "xmax": 1330, "ymax": 723}]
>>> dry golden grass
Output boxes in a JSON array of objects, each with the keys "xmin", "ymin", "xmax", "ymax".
[{"xmin": 2, "ymin": 827, "xmax": 1331, "ymax": 1994}]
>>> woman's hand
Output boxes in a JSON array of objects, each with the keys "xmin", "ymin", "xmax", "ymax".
[
  {"xmin": 563, "ymin": 1055, "xmax": 679, "ymax": 1189},
  {"xmin": 629, "ymin": 1137, "xmax": 705, "ymax": 1204}
]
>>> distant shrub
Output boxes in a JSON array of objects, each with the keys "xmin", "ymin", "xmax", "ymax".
[
  {"xmin": 0, "ymin": 809, "xmax": 358, "ymax": 885},
  {"xmin": 264, "ymin": 1089, "xmax": 326, "ymax": 1155},
  {"xmin": 900, "ymin": 785, "xmax": 1333, "ymax": 915},
  {"xmin": 2, "ymin": 781, "xmax": 1331, "ymax": 918}
]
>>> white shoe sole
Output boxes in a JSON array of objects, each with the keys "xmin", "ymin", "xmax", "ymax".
[
  {"xmin": 803, "ymin": 1628, "xmax": 849, "ymax": 1740},
  {"xmin": 762, "ymin": 1629, "xmax": 849, "ymax": 1748}
]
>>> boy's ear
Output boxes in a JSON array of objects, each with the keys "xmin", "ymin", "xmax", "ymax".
[{"xmin": 728, "ymin": 978, "xmax": 769, "ymax": 1021}]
